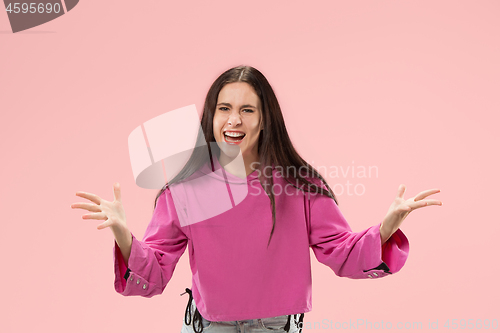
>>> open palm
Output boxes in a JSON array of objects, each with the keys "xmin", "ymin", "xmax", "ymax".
[
  {"xmin": 70, "ymin": 182, "xmax": 127, "ymax": 231},
  {"xmin": 380, "ymin": 184, "xmax": 442, "ymax": 243}
]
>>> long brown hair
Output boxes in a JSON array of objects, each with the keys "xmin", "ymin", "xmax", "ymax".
[{"xmin": 154, "ymin": 65, "xmax": 338, "ymax": 248}]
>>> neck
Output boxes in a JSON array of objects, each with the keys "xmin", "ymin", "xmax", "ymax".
[{"xmin": 218, "ymin": 151, "xmax": 259, "ymax": 178}]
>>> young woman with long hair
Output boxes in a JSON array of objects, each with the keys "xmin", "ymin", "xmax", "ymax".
[{"xmin": 71, "ymin": 65, "xmax": 442, "ymax": 333}]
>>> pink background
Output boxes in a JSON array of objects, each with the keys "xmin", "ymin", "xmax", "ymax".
[{"xmin": 1, "ymin": 0, "xmax": 499, "ymax": 332}]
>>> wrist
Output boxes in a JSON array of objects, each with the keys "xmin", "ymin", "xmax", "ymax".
[
  {"xmin": 379, "ymin": 223, "xmax": 394, "ymax": 244},
  {"xmin": 112, "ymin": 225, "xmax": 132, "ymax": 248}
]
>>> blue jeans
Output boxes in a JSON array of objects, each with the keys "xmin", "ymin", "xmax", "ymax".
[{"xmin": 181, "ymin": 296, "xmax": 302, "ymax": 333}]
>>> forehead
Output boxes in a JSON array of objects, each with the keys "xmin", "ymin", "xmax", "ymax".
[{"xmin": 217, "ymin": 82, "xmax": 260, "ymax": 107}]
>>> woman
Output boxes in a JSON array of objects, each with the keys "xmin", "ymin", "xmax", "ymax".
[{"xmin": 71, "ymin": 65, "xmax": 442, "ymax": 333}]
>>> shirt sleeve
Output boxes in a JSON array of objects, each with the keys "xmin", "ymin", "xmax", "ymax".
[
  {"xmin": 112, "ymin": 187, "xmax": 189, "ymax": 296},
  {"xmin": 308, "ymin": 184, "xmax": 409, "ymax": 279}
]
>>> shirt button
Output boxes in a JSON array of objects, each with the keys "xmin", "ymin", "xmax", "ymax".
[
  {"xmin": 136, "ymin": 279, "xmax": 140, "ymax": 284},
  {"xmin": 368, "ymin": 274, "xmax": 372, "ymax": 278},
  {"xmin": 373, "ymin": 273, "xmax": 378, "ymax": 276},
  {"xmin": 143, "ymin": 284, "xmax": 147, "ymax": 290}
]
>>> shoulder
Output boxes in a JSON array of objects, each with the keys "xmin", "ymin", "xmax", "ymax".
[{"xmin": 155, "ymin": 184, "xmax": 184, "ymax": 211}]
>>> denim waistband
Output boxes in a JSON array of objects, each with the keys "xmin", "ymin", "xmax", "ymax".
[{"xmin": 180, "ymin": 287, "xmax": 304, "ymax": 333}]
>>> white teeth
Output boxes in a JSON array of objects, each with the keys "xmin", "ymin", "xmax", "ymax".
[{"xmin": 225, "ymin": 132, "xmax": 245, "ymax": 137}]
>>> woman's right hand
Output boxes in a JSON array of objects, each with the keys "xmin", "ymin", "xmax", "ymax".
[
  {"xmin": 71, "ymin": 182, "xmax": 128, "ymax": 233},
  {"xmin": 71, "ymin": 182, "xmax": 133, "ymax": 264}
]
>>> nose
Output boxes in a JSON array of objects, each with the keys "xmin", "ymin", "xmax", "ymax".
[{"xmin": 227, "ymin": 111, "xmax": 241, "ymax": 126}]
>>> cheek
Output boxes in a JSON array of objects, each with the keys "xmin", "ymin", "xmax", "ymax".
[
  {"xmin": 213, "ymin": 121, "xmax": 224, "ymax": 140},
  {"xmin": 213, "ymin": 129, "xmax": 221, "ymax": 140},
  {"xmin": 248, "ymin": 131, "xmax": 260, "ymax": 143},
  {"xmin": 212, "ymin": 120, "xmax": 220, "ymax": 134}
]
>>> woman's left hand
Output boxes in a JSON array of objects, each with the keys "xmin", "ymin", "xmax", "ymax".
[{"xmin": 380, "ymin": 184, "xmax": 442, "ymax": 244}]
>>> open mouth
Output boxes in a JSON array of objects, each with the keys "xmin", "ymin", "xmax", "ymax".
[{"xmin": 224, "ymin": 131, "xmax": 246, "ymax": 143}]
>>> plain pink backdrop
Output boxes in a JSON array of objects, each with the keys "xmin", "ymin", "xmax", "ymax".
[{"xmin": 1, "ymin": 1, "xmax": 498, "ymax": 332}]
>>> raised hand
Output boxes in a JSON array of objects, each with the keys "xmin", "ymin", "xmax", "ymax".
[
  {"xmin": 71, "ymin": 182, "xmax": 133, "ymax": 265},
  {"xmin": 71, "ymin": 182, "xmax": 128, "ymax": 232},
  {"xmin": 380, "ymin": 184, "xmax": 442, "ymax": 244}
]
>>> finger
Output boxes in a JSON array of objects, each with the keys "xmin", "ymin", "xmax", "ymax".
[
  {"xmin": 425, "ymin": 200, "xmax": 443, "ymax": 206},
  {"xmin": 70, "ymin": 202, "xmax": 102, "ymax": 212},
  {"xmin": 408, "ymin": 200, "xmax": 442, "ymax": 210},
  {"xmin": 97, "ymin": 219, "xmax": 112, "ymax": 230},
  {"xmin": 75, "ymin": 191, "xmax": 102, "ymax": 205},
  {"xmin": 397, "ymin": 184, "xmax": 406, "ymax": 199},
  {"xmin": 82, "ymin": 212, "xmax": 107, "ymax": 220},
  {"xmin": 406, "ymin": 201, "xmax": 428, "ymax": 210},
  {"xmin": 113, "ymin": 182, "xmax": 122, "ymax": 202},
  {"xmin": 414, "ymin": 189, "xmax": 440, "ymax": 201}
]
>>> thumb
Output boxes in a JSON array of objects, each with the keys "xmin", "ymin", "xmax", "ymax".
[{"xmin": 113, "ymin": 182, "xmax": 122, "ymax": 202}]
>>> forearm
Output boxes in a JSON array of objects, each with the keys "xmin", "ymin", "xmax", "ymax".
[
  {"xmin": 112, "ymin": 225, "xmax": 133, "ymax": 267},
  {"xmin": 379, "ymin": 223, "xmax": 396, "ymax": 245}
]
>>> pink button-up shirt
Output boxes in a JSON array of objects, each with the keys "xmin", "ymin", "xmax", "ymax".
[{"xmin": 113, "ymin": 155, "xmax": 409, "ymax": 321}]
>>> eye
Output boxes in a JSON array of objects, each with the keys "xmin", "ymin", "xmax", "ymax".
[
  {"xmin": 243, "ymin": 109, "xmax": 254, "ymax": 113},
  {"xmin": 219, "ymin": 107, "xmax": 229, "ymax": 111}
]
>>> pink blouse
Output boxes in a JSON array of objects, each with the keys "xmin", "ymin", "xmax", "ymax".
[{"xmin": 112, "ymin": 156, "xmax": 409, "ymax": 321}]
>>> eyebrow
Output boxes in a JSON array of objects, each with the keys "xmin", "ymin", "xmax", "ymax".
[{"xmin": 216, "ymin": 102, "xmax": 258, "ymax": 109}]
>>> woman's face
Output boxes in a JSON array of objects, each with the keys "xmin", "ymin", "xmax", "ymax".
[{"xmin": 213, "ymin": 82, "xmax": 263, "ymax": 160}]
